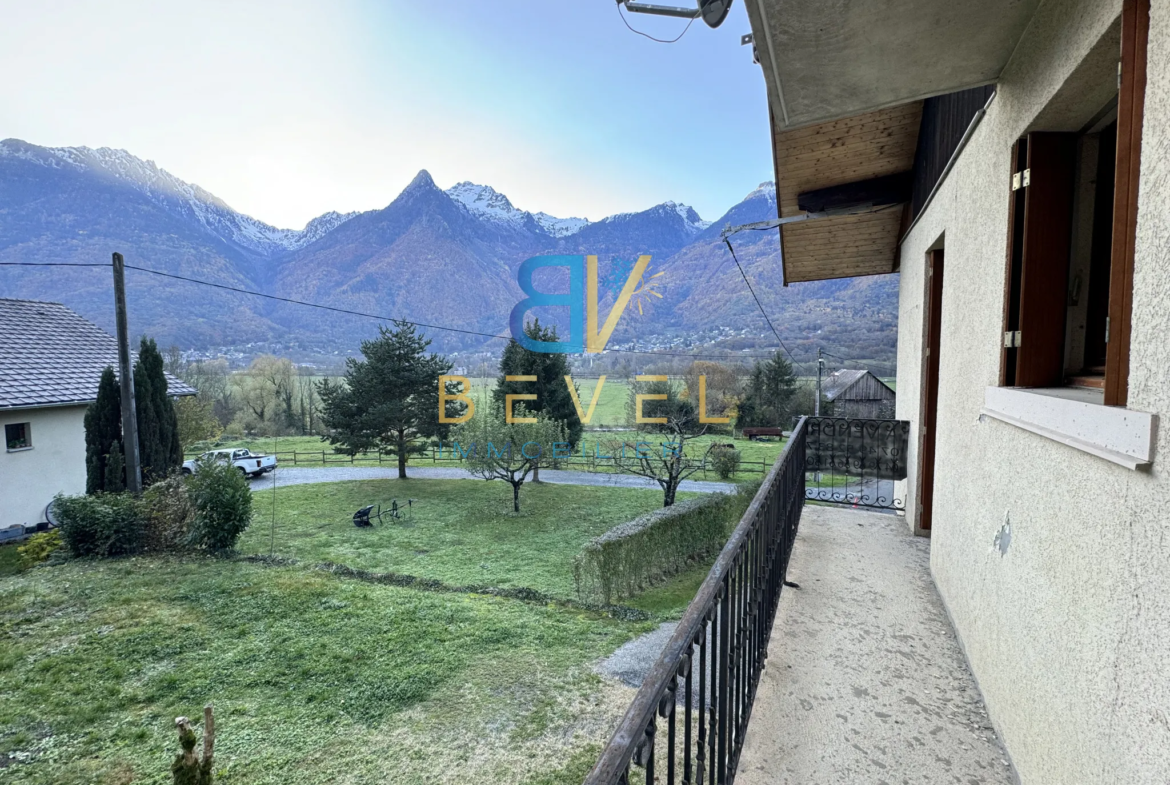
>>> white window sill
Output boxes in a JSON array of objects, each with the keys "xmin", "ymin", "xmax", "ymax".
[
  {"xmin": 5, "ymin": 446, "xmax": 32, "ymax": 453},
  {"xmin": 982, "ymin": 386, "xmax": 1157, "ymax": 470}
]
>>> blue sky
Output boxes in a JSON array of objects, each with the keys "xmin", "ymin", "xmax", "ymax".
[{"xmin": 0, "ymin": 1, "xmax": 772, "ymax": 228}]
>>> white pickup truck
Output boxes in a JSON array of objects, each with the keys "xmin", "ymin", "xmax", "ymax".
[{"xmin": 182, "ymin": 448, "xmax": 277, "ymax": 478}]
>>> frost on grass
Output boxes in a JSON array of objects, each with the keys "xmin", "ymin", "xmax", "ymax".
[{"xmin": 348, "ymin": 664, "xmax": 638, "ymax": 784}]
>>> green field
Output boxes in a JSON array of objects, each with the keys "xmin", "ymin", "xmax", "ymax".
[{"xmin": 244, "ymin": 479, "xmax": 697, "ymax": 601}]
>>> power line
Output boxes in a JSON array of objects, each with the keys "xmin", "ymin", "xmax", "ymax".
[
  {"xmin": 616, "ymin": 2, "xmax": 695, "ymax": 43},
  {"xmin": 722, "ymin": 237, "xmax": 815, "ymax": 373},
  {"xmin": 0, "ymin": 261, "xmax": 109, "ymax": 268},
  {"xmin": 1, "ymin": 259, "xmax": 779, "ymax": 361}
]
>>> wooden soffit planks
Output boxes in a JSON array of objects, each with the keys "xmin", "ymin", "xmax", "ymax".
[{"xmin": 774, "ymin": 102, "xmax": 923, "ymax": 284}]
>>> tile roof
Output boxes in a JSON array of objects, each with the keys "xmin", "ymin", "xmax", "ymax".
[{"xmin": 0, "ymin": 298, "xmax": 196, "ymax": 410}]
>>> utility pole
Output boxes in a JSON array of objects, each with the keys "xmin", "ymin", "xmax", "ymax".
[
  {"xmin": 814, "ymin": 347, "xmax": 824, "ymax": 417},
  {"xmin": 112, "ymin": 252, "xmax": 142, "ymax": 493}
]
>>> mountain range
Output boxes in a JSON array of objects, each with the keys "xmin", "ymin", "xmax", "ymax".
[{"xmin": 0, "ymin": 138, "xmax": 898, "ymax": 369}]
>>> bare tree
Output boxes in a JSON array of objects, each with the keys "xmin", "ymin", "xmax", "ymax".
[
  {"xmin": 453, "ymin": 404, "xmax": 567, "ymax": 512},
  {"xmin": 608, "ymin": 416, "xmax": 712, "ymax": 507}
]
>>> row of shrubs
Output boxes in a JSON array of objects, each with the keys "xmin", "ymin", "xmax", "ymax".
[
  {"xmin": 46, "ymin": 461, "xmax": 253, "ymax": 562},
  {"xmin": 572, "ymin": 484, "xmax": 757, "ymax": 605}
]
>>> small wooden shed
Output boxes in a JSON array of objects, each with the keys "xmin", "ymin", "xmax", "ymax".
[{"xmin": 822, "ymin": 369, "xmax": 896, "ymax": 420}]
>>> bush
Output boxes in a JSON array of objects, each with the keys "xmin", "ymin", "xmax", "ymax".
[
  {"xmin": 187, "ymin": 459, "xmax": 252, "ymax": 552},
  {"xmin": 573, "ymin": 490, "xmax": 752, "ymax": 604},
  {"xmin": 54, "ymin": 493, "xmax": 147, "ymax": 557},
  {"xmin": 17, "ymin": 530, "xmax": 63, "ymax": 569},
  {"xmin": 142, "ymin": 474, "xmax": 195, "ymax": 552},
  {"xmin": 708, "ymin": 445, "xmax": 742, "ymax": 479}
]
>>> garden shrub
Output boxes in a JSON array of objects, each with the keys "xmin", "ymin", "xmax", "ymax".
[
  {"xmin": 709, "ymin": 445, "xmax": 742, "ymax": 479},
  {"xmin": 187, "ymin": 459, "xmax": 252, "ymax": 552},
  {"xmin": 142, "ymin": 474, "xmax": 195, "ymax": 552},
  {"xmin": 54, "ymin": 492, "xmax": 147, "ymax": 557},
  {"xmin": 17, "ymin": 530, "xmax": 63, "ymax": 569},
  {"xmin": 573, "ymin": 490, "xmax": 752, "ymax": 604}
]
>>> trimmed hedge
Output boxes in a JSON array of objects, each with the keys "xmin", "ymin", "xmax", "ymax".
[{"xmin": 573, "ymin": 490, "xmax": 750, "ymax": 604}]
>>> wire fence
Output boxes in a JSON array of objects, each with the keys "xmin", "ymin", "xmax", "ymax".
[{"xmin": 182, "ymin": 446, "xmax": 776, "ymax": 482}]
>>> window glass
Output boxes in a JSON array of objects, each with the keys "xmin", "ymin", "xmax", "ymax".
[{"xmin": 5, "ymin": 422, "xmax": 31, "ymax": 450}]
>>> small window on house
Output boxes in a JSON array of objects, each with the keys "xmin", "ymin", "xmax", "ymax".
[
  {"xmin": 1000, "ymin": 0, "xmax": 1148, "ymax": 406},
  {"xmin": 5, "ymin": 422, "xmax": 31, "ymax": 451}
]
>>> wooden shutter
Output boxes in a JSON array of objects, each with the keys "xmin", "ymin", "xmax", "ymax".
[
  {"xmin": 1001, "ymin": 132, "xmax": 1077, "ymax": 388},
  {"xmin": 1105, "ymin": 0, "xmax": 1150, "ymax": 406}
]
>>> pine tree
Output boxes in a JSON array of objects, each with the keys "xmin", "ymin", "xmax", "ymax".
[
  {"xmin": 736, "ymin": 350, "xmax": 798, "ymax": 429},
  {"xmin": 135, "ymin": 337, "xmax": 182, "ymax": 485},
  {"xmin": 84, "ymin": 366, "xmax": 123, "ymax": 494},
  {"xmin": 494, "ymin": 320, "xmax": 583, "ymax": 447},
  {"xmin": 317, "ymin": 322, "xmax": 454, "ymax": 479}
]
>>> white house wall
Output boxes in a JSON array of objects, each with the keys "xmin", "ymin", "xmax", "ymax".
[
  {"xmin": 0, "ymin": 405, "xmax": 87, "ymax": 530},
  {"xmin": 895, "ymin": 0, "xmax": 1170, "ymax": 781}
]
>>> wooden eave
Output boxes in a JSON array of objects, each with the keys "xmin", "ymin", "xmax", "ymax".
[{"xmin": 773, "ymin": 102, "xmax": 923, "ymax": 284}]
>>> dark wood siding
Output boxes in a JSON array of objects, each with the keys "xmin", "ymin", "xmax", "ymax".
[
  {"xmin": 829, "ymin": 372, "xmax": 896, "ymax": 420},
  {"xmin": 909, "ymin": 85, "xmax": 996, "ymax": 221}
]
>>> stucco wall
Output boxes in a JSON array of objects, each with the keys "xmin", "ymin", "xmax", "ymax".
[
  {"xmin": 0, "ymin": 406, "xmax": 87, "ymax": 529},
  {"xmin": 894, "ymin": 0, "xmax": 1170, "ymax": 781}
]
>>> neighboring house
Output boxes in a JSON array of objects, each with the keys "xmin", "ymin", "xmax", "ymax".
[
  {"xmin": 820, "ymin": 369, "xmax": 895, "ymax": 419},
  {"xmin": 744, "ymin": 0, "xmax": 1167, "ymax": 781},
  {"xmin": 0, "ymin": 299, "xmax": 195, "ymax": 530}
]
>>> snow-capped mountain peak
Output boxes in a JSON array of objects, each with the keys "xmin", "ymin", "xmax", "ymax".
[
  {"xmin": 446, "ymin": 181, "xmax": 524, "ymax": 228},
  {"xmin": 744, "ymin": 181, "xmax": 776, "ymax": 203},
  {"xmin": 0, "ymin": 138, "xmax": 359, "ymax": 256},
  {"xmin": 661, "ymin": 200, "xmax": 710, "ymax": 232},
  {"xmin": 445, "ymin": 180, "xmax": 590, "ymax": 237},
  {"xmin": 532, "ymin": 211, "xmax": 590, "ymax": 238}
]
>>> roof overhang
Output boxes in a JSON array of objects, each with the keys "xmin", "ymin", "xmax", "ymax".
[
  {"xmin": 745, "ymin": 0, "xmax": 1040, "ymax": 283},
  {"xmin": 745, "ymin": 0, "xmax": 1038, "ymax": 131}
]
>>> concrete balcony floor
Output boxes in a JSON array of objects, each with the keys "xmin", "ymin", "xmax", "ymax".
[{"xmin": 737, "ymin": 505, "xmax": 1017, "ymax": 785}]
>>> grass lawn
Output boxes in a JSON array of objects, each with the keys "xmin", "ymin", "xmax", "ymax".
[
  {"xmin": 242, "ymin": 479, "xmax": 699, "ymax": 602},
  {"xmin": 0, "ymin": 556, "xmax": 649, "ymax": 784},
  {"xmin": 0, "ymin": 477, "xmax": 751, "ymax": 782},
  {"xmin": 0, "ymin": 544, "xmax": 20, "ymax": 578}
]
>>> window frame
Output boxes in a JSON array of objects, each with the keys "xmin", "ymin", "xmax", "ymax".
[
  {"xmin": 1104, "ymin": 0, "xmax": 1149, "ymax": 406},
  {"xmin": 5, "ymin": 422, "xmax": 32, "ymax": 452},
  {"xmin": 999, "ymin": 0, "xmax": 1149, "ymax": 405}
]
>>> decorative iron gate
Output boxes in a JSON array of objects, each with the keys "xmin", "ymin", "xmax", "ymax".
[
  {"xmin": 804, "ymin": 417, "xmax": 909, "ymax": 511},
  {"xmin": 583, "ymin": 418, "xmax": 808, "ymax": 785}
]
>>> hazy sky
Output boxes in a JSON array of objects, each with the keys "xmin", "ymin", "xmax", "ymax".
[{"xmin": 0, "ymin": 1, "xmax": 773, "ymax": 229}]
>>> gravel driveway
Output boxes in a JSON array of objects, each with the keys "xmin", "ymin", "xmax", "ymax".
[{"xmin": 249, "ymin": 466, "xmax": 737, "ymax": 494}]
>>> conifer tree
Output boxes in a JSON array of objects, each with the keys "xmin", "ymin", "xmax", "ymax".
[
  {"xmin": 84, "ymin": 366, "xmax": 123, "ymax": 494},
  {"xmin": 494, "ymin": 320, "xmax": 583, "ymax": 446},
  {"xmin": 317, "ymin": 322, "xmax": 455, "ymax": 478},
  {"xmin": 135, "ymin": 337, "xmax": 182, "ymax": 485},
  {"xmin": 104, "ymin": 441, "xmax": 126, "ymax": 493},
  {"xmin": 736, "ymin": 350, "xmax": 798, "ymax": 429}
]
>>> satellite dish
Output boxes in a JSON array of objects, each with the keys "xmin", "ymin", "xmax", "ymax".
[
  {"xmin": 699, "ymin": 0, "xmax": 732, "ymax": 28},
  {"xmin": 619, "ymin": 0, "xmax": 733, "ymax": 30}
]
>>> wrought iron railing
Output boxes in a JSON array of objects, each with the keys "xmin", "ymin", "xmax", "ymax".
[
  {"xmin": 804, "ymin": 417, "xmax": 909, "ymax": 510},
  {"xmin": 583, "ymin": 418, "xmax": 808, "ymax": 785}
]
